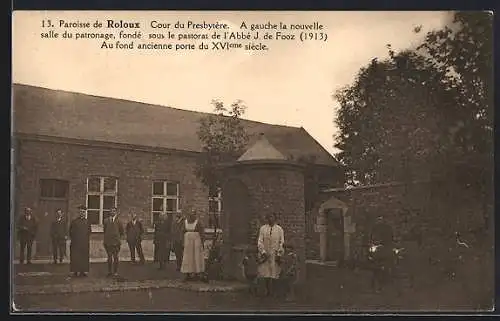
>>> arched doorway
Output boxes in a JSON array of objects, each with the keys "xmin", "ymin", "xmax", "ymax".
[{"xmin": 317, "ymin": 196, "xmax": 354, "ymax": 262}]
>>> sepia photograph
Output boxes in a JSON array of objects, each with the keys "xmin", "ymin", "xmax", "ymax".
[{"xmin": 11, "ymin": 10, "xmax": 494, "ymax": 313}]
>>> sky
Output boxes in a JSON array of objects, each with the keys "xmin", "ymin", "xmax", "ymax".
[{"xmin": 12, "ymin": 11, "xmax": 451, "ymax": 155}]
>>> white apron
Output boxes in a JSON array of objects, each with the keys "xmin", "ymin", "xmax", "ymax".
[
  {"xmin": 180, "ymin": 219, "xmax": 205, "ymax": 274},
  {"xmin": 257, "ymin": 224, "xmax": 285, "ymax": 279}
]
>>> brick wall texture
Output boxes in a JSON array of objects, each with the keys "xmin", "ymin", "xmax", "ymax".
[
  {"xmin": 14, "ymin": 139, "xmax": 344, "ymax": 270},
  {"xmin": 221, "ymin": 162, "xmax": 306, "ymax": 283},
  {"xmin": 13, "ymin": 139, "xmax": 211, "ymax": 243}
]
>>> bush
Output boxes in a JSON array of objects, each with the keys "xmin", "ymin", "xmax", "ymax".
[{"xmin": 206, "ymin": 238, "xmax": 224, "ymax": 280}]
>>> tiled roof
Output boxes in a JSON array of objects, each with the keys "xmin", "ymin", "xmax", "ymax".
[{"xmin": 12, "ymin": 84, "xmax": 339, "ymax": 166}]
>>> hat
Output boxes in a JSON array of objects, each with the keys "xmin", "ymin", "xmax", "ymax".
[{"xmin": 77, "ymin": 205, "xmax": 87, "ymax": 210}]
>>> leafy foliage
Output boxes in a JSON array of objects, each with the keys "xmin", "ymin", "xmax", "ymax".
[
  {"xmin": 418, "ymin": 11, "xmax": 493, "ymax": 140},
  {"xmin": 196, "ymin": 99, "xmax": 249, "ymax": 263},
  {"xmin": 196, "ymin": 99, "xmax": 249, "ymax": 190},
  {"xmin": 334, "ymin": 11, "xmax": 493, "ymax": 189}
]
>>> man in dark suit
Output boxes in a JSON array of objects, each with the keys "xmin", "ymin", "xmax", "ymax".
[
  {"xmin": 126, "ymin": 213, "xmax": 145, "ymax": 264},
  {"xmin": 368, "ymin": 215, "xmax": 394, "ymax": 292},
  {"xmin": 17, "ymin": 207, "xmax": 38, "ymax": 264},
  {"xmin": 153, "ymin": 218, "xmax": 161, "ymax": 263},
  {"xmin": 50, "ymin": 209, "xmax": 67, "ymax": 264},
  {"xmin": 103, "ymin": 207, "xmax": 124, "ymax": 277},
  {"xmin": 171, "ymin": 212, "xmax": 185, "ymax": 271},
  {"xmin": 69, "ymin": 205, "xmax": 91, "ymax": 277},
  {"xmin": 157, "ymin": 214, "xmax": 173, "ymax": 270}
]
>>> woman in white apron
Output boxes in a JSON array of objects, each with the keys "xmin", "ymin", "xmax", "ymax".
[
  {"xmin": 257, "ymin": 213, "xmax": 285, "ymax": 296},
  {"xmin": 180, "ymin": 210, "xmax": 206, "ymax": 282}
]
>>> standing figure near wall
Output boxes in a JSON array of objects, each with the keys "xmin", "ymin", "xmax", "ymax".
[
  {"xmin": 17, "ymin": 207, "xmax": 38, "ymax": 265},
  {"xmin": 180, "ymin": 209, "xmax": 206, "ymax": 282},
  {"xmin": 170, "ymin": 212, "xmax": 185, "ymax": 271},
  {"xmin": 257, "ymin": 213, "xmax": 285, "ymax": 297},
  {"xmin": 50, "ymin": 209, "xmax": 67, "ymax": 264},
  {"xmin": 103, "ymin": 208, "xmax": 124, "ymax": 277},
  {"xmin": 126, "ymin": 213, "xmax": 145, "ymax": 264},
  {"xmin": 153, "ymin": 219, "xmax": 161, "ymax": 263},
  {"xmin": 157, "ymin": 214, "xmax": 172, "ymax": 270},
  {"xmin": 367, "ymin": 215, "xmax": 395, "ymax": 292},
  {"xmin": 69, "ymin": 205, "xmax": 91, "ymax": 277},
  {"xmin": 280, "ymin": 243, "xmax": 298, "ymax": 301}
]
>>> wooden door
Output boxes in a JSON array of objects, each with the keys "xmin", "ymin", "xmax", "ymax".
[
  {"xmin": 36, "ymin": 179, "xmax": 69, "ymax": 258},
  {"xmin": 326, "ymin": 208, "xmax": 345, "ymax": 262}
]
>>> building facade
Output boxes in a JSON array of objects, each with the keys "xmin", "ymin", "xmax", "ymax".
[{"xmin": 12, "ymin": 84, "xmax": 343, "ymax": 259}]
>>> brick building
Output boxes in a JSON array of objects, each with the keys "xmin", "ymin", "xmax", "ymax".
[
  {"xmin": 220, "ymin": 136, "xmax": 308, "ymax": 282},
  {"xmin": 12, "ymin": 84, "xmax": 344, "ymax": 259}
]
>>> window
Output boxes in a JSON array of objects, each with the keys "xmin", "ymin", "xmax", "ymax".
[
  {"xmin": 86, "ymin": 176, "xmax": 118, "ymax": 225},
  {"xmin": 40, "ymin": 179, "xmax": 68, "ymax": 198},
  {"xmin": 208, "ymin": 186, "xmax": 222, "ymax": 229},
  {"xmin": 152, "ymin": 181, "xmax": 180, "ymax": 225}
]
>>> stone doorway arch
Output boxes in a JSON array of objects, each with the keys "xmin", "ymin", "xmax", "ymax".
[{"xmin": 316, "ymin": 196, "xmax": 355, "ymax": 262}]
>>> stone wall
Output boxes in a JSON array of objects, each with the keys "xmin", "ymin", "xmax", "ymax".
[{"xmin": 306, "ymin": 180, "xmax": 492, "ymax": 262}]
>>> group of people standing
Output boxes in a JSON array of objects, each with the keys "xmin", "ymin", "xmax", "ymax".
[
  {"xmin": 16, "ymin": 207, "xmax": 69, "ymax": 265},
  {"xmin": 153, "ymin": 209, "xmax": 207, "ymax": 281},
  {"xmin": 16, "ymin": 204, "xmax": 208, "ymax": 281},
  {"xmin": 17, "ymin": 204, "xmax": 297, "ymax": 299}
]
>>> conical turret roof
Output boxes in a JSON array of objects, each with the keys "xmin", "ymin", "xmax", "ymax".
[{"xmin": 238, "ymin": 133, "xmax": 286, "ymax": 161}]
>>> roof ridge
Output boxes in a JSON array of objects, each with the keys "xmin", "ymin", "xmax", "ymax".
[
  {"xmin": 297, "ymin": 127, "xmax": 338, "ymax": 162},
  {"xmin": 12, "ymin": 83, "xmax": 302, "ymax": 130},
  {"xmin": 13, "ymin": 83, "xmax": 339, "ymax": 167}
]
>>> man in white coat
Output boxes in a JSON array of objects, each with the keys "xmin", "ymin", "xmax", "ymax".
[{"xmin": 257, "ymin": 213, "xmax": 285, "ymax": 297}]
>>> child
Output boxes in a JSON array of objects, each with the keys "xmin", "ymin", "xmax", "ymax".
[
  {"xmin": 280, "ymin": 243, "xmax": 298, "ymax": 301},
  {"xmin": 241, "ymin": 247, "xmax": 259, "ymax": 295}
]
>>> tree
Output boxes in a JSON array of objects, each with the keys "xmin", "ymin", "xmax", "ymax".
[
  {"xmin": 334, "ymin": 11, "xmax": 493, "ymax": 189},
  {"xmin": 334, "ymin": 50, "xmax": 457, "ymax": 185},
  {"xmin": 196, "ymin": 99, "xmax": 249, "ymax": 231},
  {"xmin": 417, "ymin": 11, "xmax": 493, "ymax": 195},
  {"xmin": 418, "ymin": 11, "xmax": 493, "ymax": 147}
]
